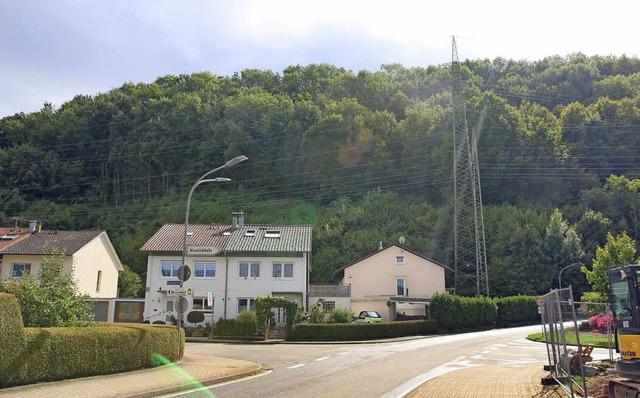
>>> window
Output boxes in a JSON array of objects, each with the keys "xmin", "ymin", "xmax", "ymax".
[
  {"xmin": 244, "ymin": 230, "xmax": 256, "ymax": 237},
  {"xmin": 396, "ymin": 278, "xmax": 406, "ymax": 296},
  {"xmin": 96, "ymin": 270, "xmax": 102, "ymax": 292},
  {"xmin": 272, "ymin": 262, "xmax": 293, "ymax": 279},
  {"xmin": 192, "ymin": 297, "xmax": 213, "ymax": 310},
  {"xmin": 396, "ymin": 255, "xmax": 405, "ymax": 264},
  {"xmin": 265, "ymin": 230, "xmax": 281, "ymax": 238},
  {"xmin": 238, "ymin": 298, "xmax": 255, "ymax": 313},
  {"xmin": 194, "ymin": 262, "xmax": 216, "ymax": 278},
  {"xmin": 322, "ymin": 300, "xmax": 336, "ymax": 312},
  {"xmin": 161, "ymin": 260, "xmax": 181, "ymax": 277},
  {"xmin": 11, "ymin": 263, "xmax": 31, "ymax": 278},
  {"xmin": 239, "ymin": 262, "xmax": 260, "ymax": 278}
]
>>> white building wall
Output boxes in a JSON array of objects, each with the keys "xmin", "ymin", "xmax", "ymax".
[
  {"xmin": 143, "ymin": 252, "xmax": 308, "ymax": 325},
  {"xmin": 74, "ymin": 234, "xmax": 121, "ymax": 298}
]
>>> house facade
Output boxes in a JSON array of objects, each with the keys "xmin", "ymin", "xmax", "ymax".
[
  {"xmin": 0, "ymin": 224, "xmax": 124, "ymax": 298},
  {"xmin": 333, "ymin": 244, "xmax": 451, "ymax": 321},
  {"xmin": 141, "ymin": 218, "xmax": 312, "ymax": 326}
]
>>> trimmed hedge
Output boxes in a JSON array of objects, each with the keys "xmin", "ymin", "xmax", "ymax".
[
  {"xmin": 495, "ymin": 296, "xmax": 539, "ymax": 327},
  {"xmin": 429, "ymin": 293, "xmax": 497, "ymax": 331},
  {"xmin": 288, "ymin": 320, "xmax": 438, "ymax": 341},
  {"xmin": 216, "ymin": 318, "xmax": 258, "ymax": 337},
  {"xmin": 0, "ymin": 293, "xmax": 25, "ymax": 387},
  {"xmin": 3, "ymin": 322, "xmax": 184, "ymax": 388}
]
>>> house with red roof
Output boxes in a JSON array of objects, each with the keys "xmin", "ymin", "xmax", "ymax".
[
  {"xmin": 141, "ymin": 213, "xmax": 312, "ymax": 326},
  {"xmin": 0, "ymin": 220, "xmax": 124, "ymax": 298}
]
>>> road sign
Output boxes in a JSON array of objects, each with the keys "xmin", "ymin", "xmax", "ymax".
[
  {"xmin": 178, "ymin": 265, "xmax": 191, "ymax": 282},
  {"xmin": 207, "ymin": 292, "xmax": 213, "ymax": 307},
  {"xmin": 187, "ymin": 246, "xmax": 221, "ymax": 257},
  {"xmin": 177, "ymin": 296, "xmax": 189, "ymax": 312},
  {"xmin": 168, "ymin": 287, "xmax": 187, "ymax": 295}
]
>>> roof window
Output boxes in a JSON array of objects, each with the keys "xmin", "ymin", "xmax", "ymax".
[
  {"xmin": 244, "ymin": 230, "xmax": 256, "ymax": 237},
  {"xmin": 1, "ymin": 233, "xmax": 19, "ymax": 240},
  {"xmin": 222, "ymin": 231, "xmax": 231, "ymax": 236},
  {"xmin": 264, "ymin": 230, "xmax": 281, "ymax": 238}
]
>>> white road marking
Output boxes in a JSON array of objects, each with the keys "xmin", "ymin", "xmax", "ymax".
[{"xmin": 287, "ymin": 363, "xmax": 306, "ymax": 369}]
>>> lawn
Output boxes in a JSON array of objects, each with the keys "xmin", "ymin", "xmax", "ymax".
[{"xmin": 527, "ymin": 328, "xmax": 614, "ymax": 348}]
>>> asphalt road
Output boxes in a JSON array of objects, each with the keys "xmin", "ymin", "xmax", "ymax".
[{"xmin": 172, "ymin": 324, "xmax": 552, "ymax": 398}]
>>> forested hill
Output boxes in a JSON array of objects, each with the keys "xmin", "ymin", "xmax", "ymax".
[{"xmin": 2, "ymin": 54, "xmax": 640, "ymax": 297}]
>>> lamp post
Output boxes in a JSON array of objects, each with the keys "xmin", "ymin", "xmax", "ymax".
[
  {"xmin": 176, "ymin": 155, "xmax": 247, "ymax": 360},
  {"xmin": 558, "ymin": 262, "xmax": 580, "ymax": 290}
]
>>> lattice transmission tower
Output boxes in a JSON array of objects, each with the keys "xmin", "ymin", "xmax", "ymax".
[{"xmin": 451, "ymin": 37, "xmax": 489, "ymax": 296}]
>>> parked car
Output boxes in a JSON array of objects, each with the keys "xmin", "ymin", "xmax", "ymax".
[{"xmin": 354, "ymin": 311, "xmax": 383, "ymax": 323}]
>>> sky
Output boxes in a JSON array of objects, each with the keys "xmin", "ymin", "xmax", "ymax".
[{"xmin": 1, "ymin": 0, "xmax": 639, "ymax": 118}]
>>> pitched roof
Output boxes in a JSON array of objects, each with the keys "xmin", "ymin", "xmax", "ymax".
[
  {"xmin": 332, "ymin": 244, "xmax": 453, "ymax": 279},
  {"xmin": 140, "ymin": 223, "xmax": 312, "ymax": 253},
  {"xmin": 140, "ymin": 223, "xmax": 233, "ymax": 252},
  {"xmin": 1, "ymin": 230, "xmax": 105, "ymax": 255},
  {"xmin": 227, "ymin": 225, "xmax": 312, "ymax": 252},
  {"xmin": 0, "ymin": 227, "xmax": 33, "ymax": 251}
]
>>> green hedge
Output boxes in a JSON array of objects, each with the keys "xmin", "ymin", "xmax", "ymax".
[
  {"xmin": 429, "ymin": 293, "xmax": 497, "ymax": 331},
  {"xmin": 0, "ymin": 293, "xmax": 25, "ymax": 387},
  {"xmin": 495, "ymin": 296, "xmax": 539, "ymax": 327},
  {"xmin": 288, "ymin": 320, "xmax": 438, "ymax": 341},
  {"xmin": 216, "ymin": 318, "xmax": 258, "ymax": 337},
  {"xmin": 3, "ymin": 323, "xmax": 183, "ymax": 388}
]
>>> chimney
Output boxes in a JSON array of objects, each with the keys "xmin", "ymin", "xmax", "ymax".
[
  {"xmin": 28, "ymin": 220, "xmax": 39, "ymax": 233},
  {"xmin": 232, "ymin": 211, "xmax": 245, "ymax": 228},
  {"xmin": 379, "ymin": 241, "xmax": 383, "ymax": 251},
  {"xmin": 12, "ymin": 217, "xmax": 20, "ymax": 229}
]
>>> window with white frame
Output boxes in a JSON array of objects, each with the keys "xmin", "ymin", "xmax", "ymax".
[
  {"xmin": 272, "ymin": 262, "xmax": 293, "ymax": 279},
  {"xmin": 396, "ymin": 278, "xmax": 406, "ymax": 296},
  {"xmin": 161, "ymin": 260, "xmax": 181, "ymax": 277},
  {"xmin": 238, "ymin": 298, "xmax": 256, "ymax": 313},
  {"xmin": 194, "ymin": 261, "xmax": 216, "ymax": 278},
  {"xmin": 192, "ymin": 297, "xmax": 212, "ymax": 310},
  {"xmin": 239, "ymin": 262, "xmax": 260, "ymax": 278},
  {"xmin": 11, "ymin": 263, "xmax": 31, "ymax": 278},
  {"xmin": 395, "ymin": 255, "xmax": 405, "ymax": 264},
  {"xmin": 322, "ymin": 300, "xmax": 336, "ymax": 312}
]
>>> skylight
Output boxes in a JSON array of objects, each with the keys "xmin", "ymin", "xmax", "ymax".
[
  {"xmin": 264, "ymin": 230, "xmax": 281, "ymax": 238},
  {"xmin": 244, "ymin": 230, "xmax": 256, "ymax": 237},
  {"xmin": 1, "ymin": 233, "xmax": 19, "ymax": 240}
]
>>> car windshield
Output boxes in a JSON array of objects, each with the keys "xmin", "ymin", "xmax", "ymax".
[{"xmin": 362, "ymin": 311, "xmax": 380, "ymax": 318}]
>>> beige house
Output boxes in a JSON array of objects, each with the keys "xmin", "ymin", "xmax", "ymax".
[
  {"xmin": 0, "ymin": 226, "xmax": 123, "ymax": 298},
  {"xmin": 333, "ymin": 244, "xmax": 452, "ymax": 321}
]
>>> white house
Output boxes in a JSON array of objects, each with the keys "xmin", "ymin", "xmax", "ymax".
[
  {"xmin": 141, "ymin": 216, "xmax": 312, "ymax": 326},
  {"xmin": 0, "ymin": 223, "xmax": 124, "ymax": 298},
  {"xmin": 332, "ymin": 244, "xmax": 452, "ymax": 321}
]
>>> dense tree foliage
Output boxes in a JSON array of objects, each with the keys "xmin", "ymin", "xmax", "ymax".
[
  {"xmin": 0, "ymin": 250, "xmax": 94, "ymax": 327},
  {"xmin": 2, "ymin": 54, "xmax": 640, "ymax": 297}
]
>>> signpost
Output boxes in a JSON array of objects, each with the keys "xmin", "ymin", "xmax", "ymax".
[{"xmin": 208, "ymin": 292, "xmax": 214, "ymax": 338}]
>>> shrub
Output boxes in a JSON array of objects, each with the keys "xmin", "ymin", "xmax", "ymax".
[
  {"xmin": 430, "ymin": 293, "xmax": 496, "ymax": 331},
  {"xmin": 216, "ymin": 313, "xmax": 258, "ymax": 337},
  {"xmin": 289, "ymin": 320, "xmax": 438, "ymax": 341},
  {"xmin": 186, "ymin": 311, "xmax": 205, "ymax": 325},
  {"xmin": 588, "ymin": 313, "xmax": 613, "ymax": 330},
  {"xmin": 0, "ymin": 293, "xmax": 25, "ymax": 387},
  {"xmin": 329, "ymin": 307, "xmax": 353, "ymax": 324},
  {"xmin": 495, "ymin": 296, "xmax": 538, "ymax": 327}
]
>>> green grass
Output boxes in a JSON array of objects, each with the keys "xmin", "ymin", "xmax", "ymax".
[{"xmin": 527, "ymin": 328, "xmax": 614, "ymax": 348}]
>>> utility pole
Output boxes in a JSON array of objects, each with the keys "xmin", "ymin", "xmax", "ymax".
[{"xmin": 451, "ymin": 36, "xmax": 489, "ymax": 296}]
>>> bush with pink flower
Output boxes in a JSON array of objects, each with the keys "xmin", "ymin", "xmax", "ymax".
[{"xmin": 588, "ymin": 313, "xmax": 613, "ymax": 331}]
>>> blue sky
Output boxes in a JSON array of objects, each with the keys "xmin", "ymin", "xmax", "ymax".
[{"xmin": 1, "ymin": 0, "xmax": 638, "ymax": 118}]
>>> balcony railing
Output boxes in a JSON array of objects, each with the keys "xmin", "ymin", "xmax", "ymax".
[{"xmin": 309, "ymin": 284, "xmax": 351, "ymax": 297}]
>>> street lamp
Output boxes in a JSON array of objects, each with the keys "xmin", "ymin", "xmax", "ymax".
[
  {"xmin": 558, "ymin": 262, "xmax": 580, "ymax": 290},
  {"xmin": 176, "ymin": 155, "xmax": 247, "ymax": 360}
]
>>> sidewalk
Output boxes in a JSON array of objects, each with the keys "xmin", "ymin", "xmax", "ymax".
[{"xmin": 0, "ymin": 344, "xmax": 571, "ymax": 398}]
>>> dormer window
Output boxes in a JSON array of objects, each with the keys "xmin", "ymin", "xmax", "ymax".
[
  {"xmin": 264, "ymin": 230, "xmax": 280, "ymax": 238},
  {"xmin": 244, "ymin": 230, "xmax": 256, "ymax": 237}
]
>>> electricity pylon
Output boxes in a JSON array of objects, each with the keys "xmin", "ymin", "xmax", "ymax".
[{"xmin": 451, "ymin": 37, "xmax": 489, "ymax": 296}]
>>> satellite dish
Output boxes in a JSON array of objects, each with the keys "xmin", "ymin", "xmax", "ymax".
[{"xmin": 399, "ymin": 236, "xmax": 405, "ymax": 245}]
